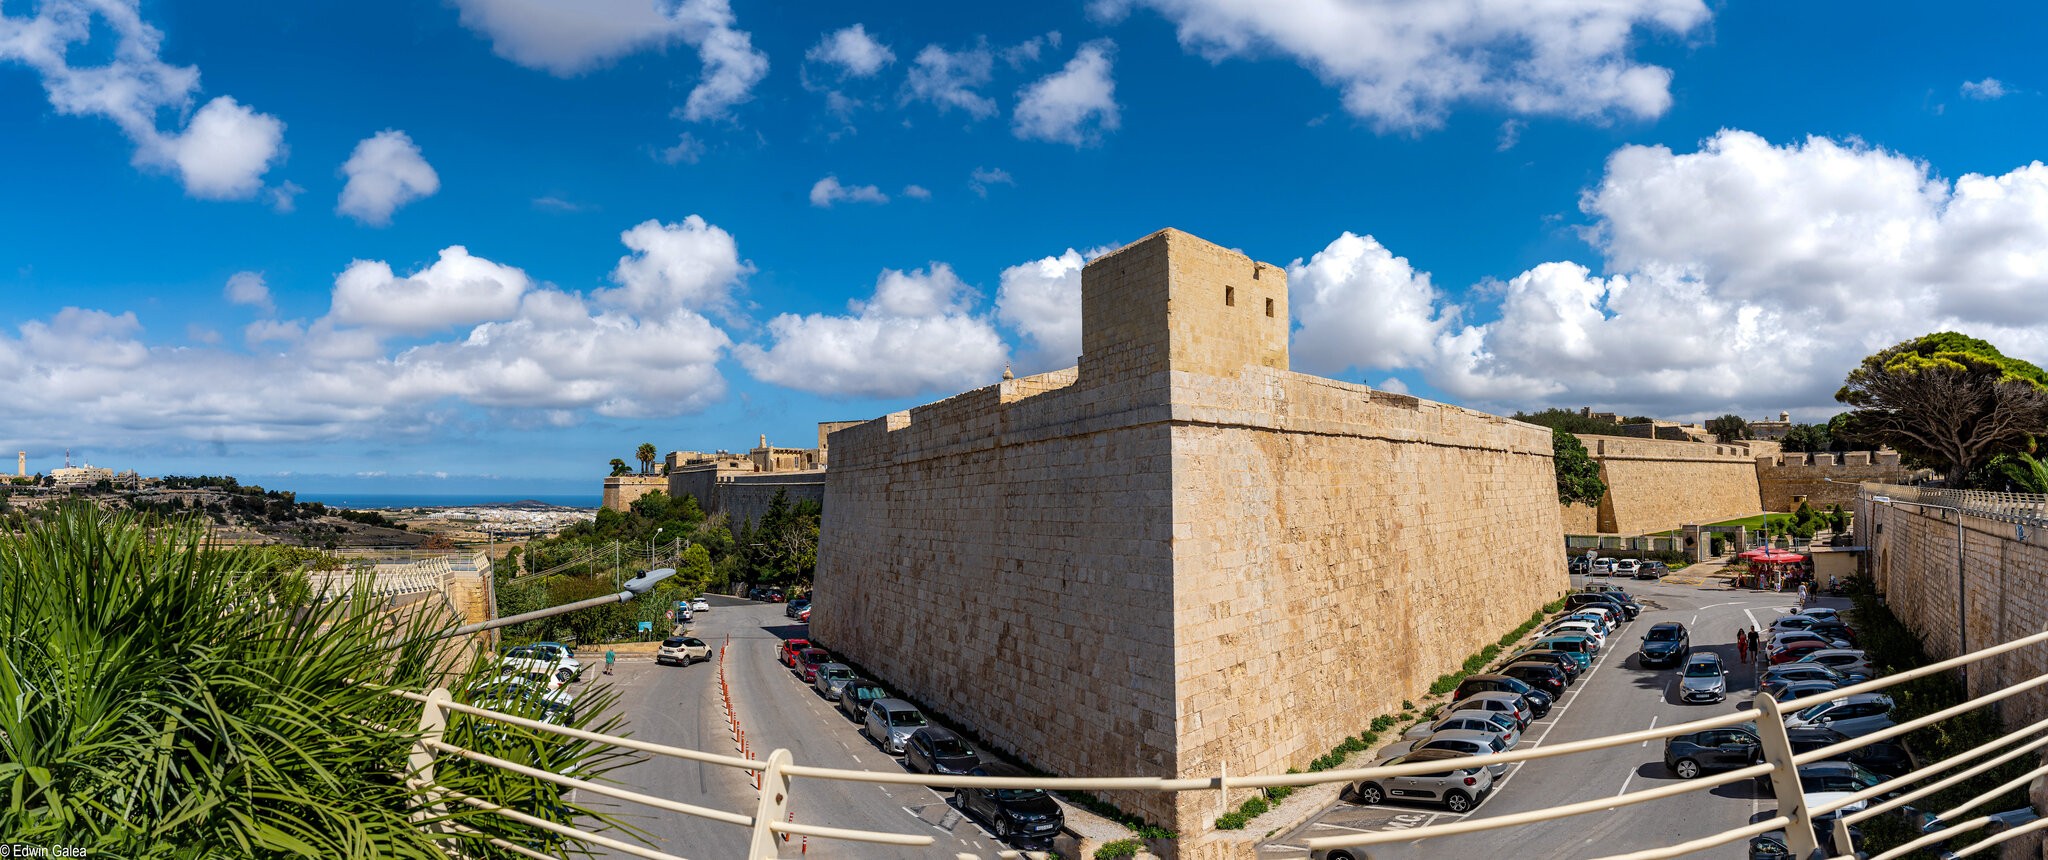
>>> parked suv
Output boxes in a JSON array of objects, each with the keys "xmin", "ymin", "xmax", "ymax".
[
  {"xmin": 1635, "ymin": 560, "xmax": 1669, "ymax": 580},
  {"xmin": 955, "ymin": 769, "xmax": 1063, "ymax": 843},
  {"xmin": 904, "ymin": 726, "xmax": 981, "ymax": 776},
  {"xmin": 837, "ymin": 680, "xmax": 887, "ymax": 722},
  {"xmin": 1638, "ymin": 622, "xmax": 1690, "ymax": 668},
  {"xmin": 1664, "ymin": 726, "xmax": 1762, "ymax": 778},
  {"xmin": 1783, "ymin": 693, "xmax": 1897, "ymax": 737},
  {"xmin": 655, "ymin": 636, "xmax": 710, "ymax": 666},
  {"xmin": 1454, "ymin": 674, "xmax": 1552, "ymax": 718},
  {"xmin": 863, "ymin": 698, "xmax": 929, "ymax": 754},
  {"xmin": 1450, "ymin": 691, "xmax": 1532, "ymax": 730},
  {"xmin": 1678, "ymin": 652, "xmax": 1729, "ymax": 704},
  {"xmin": 1350, "ymin": 748, "xmax": 1495, "ymax": 813}
]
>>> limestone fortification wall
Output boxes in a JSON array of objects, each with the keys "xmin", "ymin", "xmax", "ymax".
[
  {"xmin": 601, "ymin": 475, "xmax": 665, "ymax": 512},
  {"xmin": 1757, "ymin": 451, "xmax": 1906, "ymax": 511},
  {"xmin": 1574, "ymin": 435, "xmax": 1762, "ymax": 534},
  {"xmin": 815, "ymin": 228, "xmax": 1564, "ymax": 841},
  {"xmin": 717, "ymin": 473, "xmax": 825, "ymax": 526},
  {"xmin": 1857, "ymin": 488, "xmax": 2048, "ymax": 726},
  {"xmin": 1559, "ymin": 502, "xmax": 1600, "ymax": 534}
]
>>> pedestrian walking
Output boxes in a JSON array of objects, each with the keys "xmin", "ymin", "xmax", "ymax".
[
  {"xmin": 1737, "ymin": 632, "xmax": 1749, "ymax": 665},
  {"xmin": 1798, "ymin": 581, "xmax": 1810, "ymax": 607},
  {"xmin": 605, "ymin": 648, "xmax": 616, "ymax": 675},
  {"xmin": 1747, "ymin": 627, "xmax": 1761, "ymax": 661}
]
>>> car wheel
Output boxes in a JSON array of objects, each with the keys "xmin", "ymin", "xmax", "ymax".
[
  {"xmin": 1356, "ymin": 783, "xmax": 1385, "ymax": 805},
  {"xmin": 1443, "ymin": 790, "xmax": 1473, "ymax": 813},
  {"xmin": 995, "ymin": 817, "xmax": 1012, "ymax": 839},
  {"xmin": 1673, "ymin": 758, "xmax": 1701, "ymax": 779}
]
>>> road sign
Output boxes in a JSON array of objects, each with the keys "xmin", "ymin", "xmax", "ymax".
[
  {"xmin": 666, "ymin": 609, "xmax": 675, "ymax": 620},
  {"xmin": 637, "ymin": 621, "xmax": 653, "ymax": 633}
]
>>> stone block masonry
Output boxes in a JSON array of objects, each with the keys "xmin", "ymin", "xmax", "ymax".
[
  {"xmin": 1573, "ymin": 435, "xmax": 1762, "ymax": 535},
  {"xmin": 813, "ymin": 228, "xmax": 1565, "ymax": 851}
]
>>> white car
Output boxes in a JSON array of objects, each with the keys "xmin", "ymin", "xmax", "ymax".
[
  {"xmin": 504, "ymin": 644, "xmax": 583, "ymax": 680},
  {"xmin": 657, "ymin": 636, "xmax": 711, "ymax": 666},
  {"xmin": 482, "ymin": 666, "xmax": 574, "ymax": 694},
  {"xmin": 1593, "ymin": 557, "xmax": 1619, "ymax": 574},
  {"xmin": 690, "ymin": 598, "xmax": 711, "ymax": 612},
  {"xmin": 1541, "ymin": 621, "xmax": 1606, "ymax": 649},
  {"xmin": 1613, "ymin": 559, "xmax": 1641, "ymax": 577}
]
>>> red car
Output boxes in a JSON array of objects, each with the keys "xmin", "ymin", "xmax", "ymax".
[
  {"xmin": 778, "ymin": 638, "xmax": 812, "ymax": 667},
  {"xmin": 1770, "ymin": 639, "xmax": 1831, "ymax": 665},
  {"xmin": 794, "ymin": 648, "xmax": 831, "ymax": 683}
]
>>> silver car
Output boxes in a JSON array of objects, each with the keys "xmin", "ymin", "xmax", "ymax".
[
  {"xmin": 1795, "ymin": 649, "xmax": 1875, "ymax": 682},
  {"xmin": 1451, "ymin": 691, "xmax": 1532, "ymax": 730},
  {"xmin": 1401, "ymin": 711, "xmax": 1521, "ymax": 750},
  {"xmin": 1678, "ymin": 652, "xmax": 1728, "ymax": 704},
  {"xmin": 1784, "ymin": 693, "xmax": 1897, "ymax": 738},
  {"xmin": 1408, "ymin": 729, "xmax": 1512, "ymax": 776},
  {"xmin": 813, "ymin": 663, "xmax": 857, "ymax": 700},
  {"xmin": 862, "ymin": 698, "xmax": 928, "ymax": 754},
  {"xmin": 1350, "ymin": 748, "xmax": 1495, "ymax": 813}
]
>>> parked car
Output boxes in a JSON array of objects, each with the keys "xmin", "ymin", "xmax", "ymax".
[
  {"xmin": 1454, "ymin": 675, "xmax": 1552, "ymax": 719},
  {"xmin": 1556, "ymin": 610, "xmax": 1614, "ymax": 635},
  {"xmin": 1764, "ymin": 679, "xmax": 1844, "ymax": 706},
  {"xmin": 469, "ymin": 679, "xmax": 577, "ymax": 726},
  {"xmin": 1763, "ymin": 727, "xmax": 1913, "ymax": 780},
  {"xmin": 1538, "ymin": 620, "xmax": 1605, "ymax": 650},
  {"xmin": 1638, "ymin": 622, "xmax": 1690, "ymax": 668},
  {"xmin": 1802, "ymin": 620, "xmax": 1857, "ymax": 645},
  {"xmin": 904, "ymin": 726, "xmax": 982, "ymax": 776},
  {"xmin": 656, "ymin": 636, "xmax": 710, "ymax": 666},
  {"xmin": 1678, "ymin": 652, "xmax": 1729, "ymax": 704},
  {"xmin": 1747, "ymin": 808, "xmax": 1862, "ymax": 860},
  {"xmin": 813, "ymin": 663, "xmax": 856, "ymax": 699},
  {"xmin": 531, "ymin": 642, "xmax": 581, "ymax": 673},
  {"xmin": 777, "ymin": 638, "xmax": 812, "ymax": 667},
  {"xmin": 785, "ymin": 599, "xmax": 811, "ymax": 619},
  {"xmin": 1664, "ymin": 726, "xmax": 1763, "ymax": 778},
  {"xmin": 1592, "ymin": 556, "xmax": 1618, "ymax": 575},
  {"xmin": 1401, "ymin": 710, "xmax": 1522, "ymax": 750},
  {"xmin": 1769, "ymin": 630, "xmax": 1853, "ymax": 653},
  {"xmin": 1499, "ymin": 662, "xmax": 1568, "ymax": 699},
  {"xmin": 794, "ymin": 648, "xmax": 832, "ymax": 683},
  {"xmin": 1566, "ymin": 591, "xmax": 1638, "ymax": 621},
  {"xmin": 1449, "ymin": 691, "xmax": 1533, "ymax": 731},
  {"xmin": 1584, "ymin": 588, "xmax": 1643, "ymax": 618},
  {"xmin": 798, "ymin": 605, "xmax": 812, "ymax": 623},
  {"xmin": 1783, "ymin": 693, "xmax": 1897, "ymax": 738},
  {"xmin": 1635, "ymin": 560, "xmax": 1669, "ymax": 580},
  {"xmin": 1531, "ymin": 634, "xmax": 1597, "ymax": 663},
  {"xmin": 1568, "ymin": 556, "xmax": 1591, "ymax": 575},
  {"xmin": 837, "ymin": 680, "xmax": 888, "ymax": 722},
  {"xmin": 863, "ymin": 698, "xmax": 929, "ymax": 754},
  {"xmin": 1510, "ymin": 649, "xmax": 1583, "ymax": 682},
  {"xmin": 503, "ymin": 644, "xmax": 583, "ymax": 681},
  {"xmin": 690, "ymin": 597, "xmax": 711, "ymax": 612},
  {"xmin": 1407, "ymin": 729, "xmax": 1512, "ymax": 776},
  {"xmin": 1795, "ymin": 649, "xmax": 1875, "ymax": 682},
  {"xmin": 1754, "ymin": 760, "xmax": 1890, "ymax": 808},
  {"xmin": 1761, "ymin": 663, "xmax": 1849, "ymax": 697},
  {"xmin": 1771, "ymin": 614, "xmax": 1826, "ymax": 633},
  {"xmin": 492, "ymin": 667, "xmax": 575, "ymax": 694},
  {"xmin": 1349, "ymin": 748, "xmax": 1495, "ymax": 813},
  {"xmin": 1613, "ymin": 559, "xmax": 1641, "ymax": 577},
  {"xmin": 955, "ymin": 768, "xmax": 1063, "ymax": 843},
  {"xmin": 1795, "ymin": 607, "xmax": 1845, "ymax": 624},
  {"xmin": 1769, "ymin": 639, "xmax": 1834, "ymax": 665}
]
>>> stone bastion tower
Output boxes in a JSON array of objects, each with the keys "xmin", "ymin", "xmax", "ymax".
[{"xmin": 813, "ymin": 228, "xmax": 1566, "ymax": 856}]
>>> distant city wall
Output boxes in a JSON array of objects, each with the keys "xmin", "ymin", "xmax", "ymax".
[
  {"xmin": 1575, "ymin": 435, "xmax": 1762, "ymax": 535},
  {"xmin": 601, "ymin": 476, "xmax": 666, "ymax": 513},
  {"xmin": 1857, "ymin": 486, "xmax": 2048, "ymax": 726},
  {"xmin": 1756, "ymin": 451, "xmax": 1906, "ymax": 511}
]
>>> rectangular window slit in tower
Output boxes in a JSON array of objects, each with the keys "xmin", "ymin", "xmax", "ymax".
[
  {"xmin": 1265, "ymin": 298, "xmax": 1275, "ymax": 318},
  {"xmin": 1225, "ymin": 286, "xmax": 1235, "ymax": 306}
]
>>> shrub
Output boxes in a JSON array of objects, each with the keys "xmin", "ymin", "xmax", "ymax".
[
  {"xmin": 1215, "ymin": 811, "xmax": 1250, "ymax": 830},
  {"xmin": 1095, "ymin": 839, "xmax": 1142, "ymax": 859},
  {"xmin": 1370, "ymin": 714, "xmax": 1396, "ymax": 733}
]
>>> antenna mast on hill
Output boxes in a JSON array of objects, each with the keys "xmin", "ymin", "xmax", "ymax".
[{"xmin": 65, "ymin": 448, "xmax": 72, "ymax": 468}]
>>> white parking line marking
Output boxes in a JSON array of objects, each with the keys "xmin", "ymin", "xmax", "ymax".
[
  {"xmin": 1616, "ymin": 770, "xmax": 1636, "ymax": 797},
  {"xmin": 1310, "ymin": 822, "xmax": 1375, "ymax": 833},
  {"xmin": 1641, "ymin": 715, "xmax": 1658, "ymax": 746}
]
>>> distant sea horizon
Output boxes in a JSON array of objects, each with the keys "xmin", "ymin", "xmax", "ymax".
[{"xmin": 294, "ymin": 492, "xmax": 599, "ymax": 510}]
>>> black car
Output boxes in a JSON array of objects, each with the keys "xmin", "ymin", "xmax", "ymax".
[
  {"xmin": 1499, "ymin": 662, "xmax": 1567, "ymax": 698},
  {"xmin": 1748, "ymin": 809, "xmax": 1862, "ymax": 859},
  {"xmin": 1637, "ymin": 622, "xmax": 1690, "ymax": 668},
  {"xmin": 1566, "ymin": 592, "xmax": 1637, "ymax": 621},
  {"xmin": 1755, "ymin": 760, "xmax": 1890, "ymax": 798},
  {"xmin": 904, "ymin": 726, "xmax": 981, "ymax": 776},
  {"xmin": 1568, "ymin": 556, "xmax": 1591, "ymax": 575},
  {"xmin": 1454, "ymin": 674, "xmax": 1552, "ymax": 718},
  {"xmin": 1664, "ymin": 726, "xmax": 1761, "ymax": 779},
  {"xmin": 836, "ymin": 680, "xmax": 888, "ymax": 722},
  {"xmin": 956, "ymin": 769, "xmax": 1064, "ymax": 843},
  {"xmin": 785, "ymin": 599, "xmax": 811, "ymax": 619},
  {"xmin": 1762, "ymin": 727, "xmax": 1912, "ymax": 779},
  {"xmin": 1804, "ymin": 620, "xmax": 1857, "ymax": 646},
  {"xmin": 1510, "ymin": 649, "xmax": 1582, "ymax": 683}
]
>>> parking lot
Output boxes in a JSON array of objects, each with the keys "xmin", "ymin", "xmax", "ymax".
[{"xmin": 1260, "ymin": 577, "xmax": 1841, "ymax": 859}]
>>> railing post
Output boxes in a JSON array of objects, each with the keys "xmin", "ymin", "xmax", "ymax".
[
  {"xmin": 747, "ymin": 748, "xmax": 793, "ymax": 860},
  {"xmin": 1753, "ymin": 696, "xmax": 1819, "ymax": 858},
  {"xmin": 408, "ymin": 686, "xmax": 453, "ymax": 832}
]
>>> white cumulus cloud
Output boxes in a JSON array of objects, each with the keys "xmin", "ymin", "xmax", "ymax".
[
  {"xmin": 1961, "ymin": 78, "xmax": 2008, "ymax": 100},
  {"xmin": 969, "ymin": 166, "xmax": 1014, "ymax": 197},
  {"xmin": 327, "ymin": 246, "xmax": 535, "ymax": 336},
  {"xmin": 337, "ymin": 130, "xmax": 440, "ymax": 226},
  {"xmin": 996, "ymin": 249, "xmax": 1085, "ymax": 370},
  {"xmin": 904, "ymin": 42, "xmax": 996, "ymax": 118},
  {"xmin": 0, "ymin": 2, "xmax": 287, "ymax": 199},
  {"xmin": 1288, "ymin": 232, "xmax": 1457, "ymax": 375},
  {"xmin": 736, "ymin": 264, "xmax": 1007, "ymax": 398},
  {"xmin": 451, "ymin": 0, "xmax": 766, "ymax": 121},
  {"xmin": 1110, "ymin": 0, "xmax": 1708, "ymax": 131},
  {"xmin": 224, "ymin": 271, "xmax": 273, "ymax": 313},
  {"xmin": 1013, "ymin": 40, "xmax": 1120, "ymax": 146},
  {"xmin": 807, "ymin": 24, "xmax": 893, "ymax": 77},
  {"xmin": 809, "ymin": 175, "xmax": 890, "ymax": 208},
  {"xmin": 598, "ymin": 216, "xmax": 751, "ymax": 314}
]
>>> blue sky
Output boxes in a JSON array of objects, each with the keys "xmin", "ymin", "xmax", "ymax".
[{"xmin": 5, "ymin": 0, "xmax": 2048, "ymax": 497}]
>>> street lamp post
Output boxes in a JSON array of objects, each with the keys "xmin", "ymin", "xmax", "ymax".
[
  {"xmin": 650, "ymin": 527, "xmax": 663, "ymax": 568},
  {"xmin": 1873, "ymin": 494, "xmax": 1970, "ymax": 690}
]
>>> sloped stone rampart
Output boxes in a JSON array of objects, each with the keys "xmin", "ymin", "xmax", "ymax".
[{"xmin": 1574, "ymin": 435, "xmax": 1762, "ymax": 534}]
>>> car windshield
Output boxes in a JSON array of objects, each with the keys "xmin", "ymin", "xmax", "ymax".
[
  {"xmin": 855, "ymin": 687, "xmax": 883, "ymax": 700},
  {"xmin": 931, "ymin": 737, "xmax": 971, "ymax": 756},
  {"xmin": 824, "ymin": 667, "xmax": 853, "ymax": 680},
  {"xmin": 995, "ymin": 788, "xmax": 1046, "ymax": 802},
  {"xmin": 1646, "ymin": 627, "xmax": 1680, "ymax": 642},
  {"xmin": 1684, "ymin": 660, "xmax": 1720, "ymax": 678},
  {"xmin": 889, "ymin": 710, "xmax": 926, "ymax": 727},
  {"xmin": 1487, "ymin": 735, "xmax": 1508, "ymax": 753},
  {"xmin": 1795, "ymin": 702, "xmax": 1835, "ymax": 721}
]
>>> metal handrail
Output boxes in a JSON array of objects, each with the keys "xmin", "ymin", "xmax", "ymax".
[{"xmin": 392, "ymin": 620, "xmax": 2048, "ymax": 860}]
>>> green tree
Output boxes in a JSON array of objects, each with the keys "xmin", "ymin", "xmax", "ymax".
[
  {"xmin": 636, "ymin": 442, "xmax": 658, "ymax": 475},
  {"xmin": 1781, "ymin": 423, "xmax": 1832, "ymax": 453},
  {"xmin": 0, "ymin": 506, "xmax": 639, "ymax": 856},
  {"xmin": 1994, "ymin": 452, "xmax": 2048, "ymax": 494},
  {"xmin": 1836, "ymin": 332, "xmax": 2048, "ymax": 485},
  {"xmin": 1705, "ymin": 414, "xmax": 1751, "ymax": 444},
  {"xmin": 1551, "ymin": 428, "xmax": 1608, "ymax": 507},
  {"xmin": 608, "ymin": 458, "xmax": 632, "ymax": 477}
]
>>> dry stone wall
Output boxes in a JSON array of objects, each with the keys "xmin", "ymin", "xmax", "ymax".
[{"xmin": 815, "ymin": 228, "xmax": 1564, "ymax": 845}]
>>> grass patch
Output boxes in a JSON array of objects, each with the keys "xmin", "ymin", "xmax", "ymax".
[{"xmin": 1094, "ymin": 839, "xmax": 1141, "ymax": 859}]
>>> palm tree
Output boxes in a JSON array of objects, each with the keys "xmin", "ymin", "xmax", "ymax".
[
  {"xmin": 635, "ymin": 443, "xmax": 658, "ymax": 476},
  {"xmin": 0, "ymin": 504, "xmax": 642, "ymax": 856},
  {"xmin": 609, "ymin": 457, "xmax": 632, "ymax": 477}
]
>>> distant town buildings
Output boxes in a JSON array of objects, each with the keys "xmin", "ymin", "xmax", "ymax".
[
  {"xmin": 1748, "ymin": 410, "xmax": 1794, "ymax": 441},
  {"xmin": 599, "ymin": 422, "xmax": 860, "ymax": 523}
]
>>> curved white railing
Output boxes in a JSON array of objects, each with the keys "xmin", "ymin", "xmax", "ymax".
[{"xmin": 389, "ymin": 619, "xmax": 2048, "ymax": 860}]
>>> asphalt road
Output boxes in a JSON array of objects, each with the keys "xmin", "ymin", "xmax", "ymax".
[
  {"xmin": 1259, "ymin": 579, "xmax": 1848, "ymax": 859},
  {"xmin": 585, "ymin": 596, "xmax": 1019, "ymax": 859}
]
